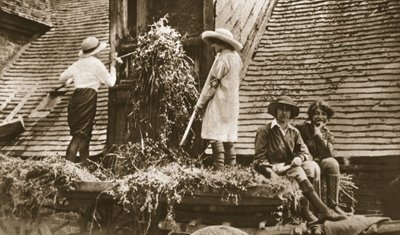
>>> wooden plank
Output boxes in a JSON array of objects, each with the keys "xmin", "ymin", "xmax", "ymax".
[
  {"xmin": 277, "ymin": 0, "xmax": 389, "ymax": 7},
  {"xmin": 274, "ymin": 0, "xmax": 399, "ymax": 12},
  {"xmin": 0, "ymin": 116, "xmax": 25, "ymax": 139},
  {"xmin": 267, "ymin": 17, "xmax": 400, "ymax": 34},
  {"xmin": 174, "ymin": 210, "xmax": 278, "ymax": 228},
  {"xmin": 269, "ymin": 11, "xmax": 399, "ymax": 26},
  {"xmin": 239, "ymin": 88, "xmax": 400, "ymax": 96},
  {"xmin": 259, "ymin": 32, "xmax": 400, "ymax": 45},
  {"xmin": 240, "ymin": 81, "xmax": 400, "ymax": 91},
  {"xmin": 272, "ymin": 3, "xmax": 400, "ymax": 17},
  {"xmin": 371, "ymin": 220, "xmax": 400, "ymax": 234}
]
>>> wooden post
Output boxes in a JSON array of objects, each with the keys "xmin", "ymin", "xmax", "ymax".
[{"xmin": 201, "ymin": 0, "xmax": 215, "ymax": 86}]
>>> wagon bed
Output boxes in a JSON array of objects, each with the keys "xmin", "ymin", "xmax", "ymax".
[{"xmin": 53, "ymin": 181, "xmax": 400, "ymax": 235}]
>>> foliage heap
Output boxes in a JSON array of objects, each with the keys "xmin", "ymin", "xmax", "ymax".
[
  {"xmin": 108, "ymin": 163, "xmax": 301, "ymax": 233},
  {"xmin": 128, "ymin": 16, "xmax": 198, "ymax": 147},
  {"xmin": 0, "ymin": 155, "xmax": 99, "ymax": 220}
]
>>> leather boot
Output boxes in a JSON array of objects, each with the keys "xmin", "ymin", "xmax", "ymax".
[
  {"xmin": 313, "ymin": 178, "xmax": 321, "ymax": 198},
  {"xmin": 299, "ymin": 196, "xmax": 318, "ymax": 222},
  {"xmin": 327, "ymin": 174, "xmax": 348, "ymax": 216},
  {"xmin": 299, "ymin": 179, "xmax": 347, "ymax": 222}
]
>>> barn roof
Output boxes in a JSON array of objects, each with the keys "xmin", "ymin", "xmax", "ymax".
[
  {"xmin": 237, "ymin": 0, "xmax": 400, "ymax": 158},
  {"xmin": 0, "ymin": 0, "xmax": 110, "ymax": 158}
]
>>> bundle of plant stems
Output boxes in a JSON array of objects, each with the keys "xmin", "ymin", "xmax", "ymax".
[{"xmin": 0, "ymin": 154, "xmax": 99, "ymax": 220}]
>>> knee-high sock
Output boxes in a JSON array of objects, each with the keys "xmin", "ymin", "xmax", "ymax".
[{"xmin": 223, "ymin": 142, "xmax": 236, "ymax": 166}]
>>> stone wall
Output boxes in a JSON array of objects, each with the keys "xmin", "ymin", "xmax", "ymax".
[
  {"xmin": 0, "ymin": 0, "xmax": 52, "ymax": 73},
  {"xmin": 0, "ymin": 0, "xmax": 52, "ymax": 24},
  {"xmin": 0, "ymin": 31, "xmax": 30, "ymax": 73}
]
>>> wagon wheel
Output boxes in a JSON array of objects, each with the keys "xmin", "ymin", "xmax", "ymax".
[
  {"xmin": 80, "ymin": 199, "xmax": 136, "ymax": 235},
  {"xmin": 190, "ymin": 225, "xmax": 249, "ymax": 235}
]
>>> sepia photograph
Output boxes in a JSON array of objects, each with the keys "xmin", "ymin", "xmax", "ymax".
[{"xmin": 0, "ymin": 0, "xmax": 399, "ymax": 234}]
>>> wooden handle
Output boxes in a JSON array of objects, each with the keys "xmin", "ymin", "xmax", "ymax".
[
  {"xmin": 55, "ymin": 84, "xmax": 65, "ymax": 91},
  {"xmin": 178, "ymin": 54, "xmax": 221, "ymax": 147},
  {"xmin": 105, "ymin": 51, "xmax": 135, "ymax": 65},
  {"xmin": 179, "ymin": 109, "xmax": 197, "ymax": 146}
]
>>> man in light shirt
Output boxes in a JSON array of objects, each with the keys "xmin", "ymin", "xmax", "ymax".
[
  {"xmin": 254, "ymin": 95, "xmax": 346, "ymax": 222},
  {"xmin": 59, "ymin": 36, "xmax": 116, "ymax": 166}
]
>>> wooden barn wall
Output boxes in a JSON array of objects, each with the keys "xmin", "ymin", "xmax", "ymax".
[{"xmin": 237, "ymin": 0, "xmax": 400, "ymax": 215}]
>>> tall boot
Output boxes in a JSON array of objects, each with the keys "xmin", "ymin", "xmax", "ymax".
[
  {"xmin": 223, "ymin": 142, "xmax": 236, "ymax": 166},
  {"xmin": 313, "ymin": 178, "xmax": 321, "ymax": 198},
  {"xmin": 299, "ymin": 196, "xmax": 318, "ymax": 222},
  {"xmin": 211, "ymin": 141, "xmax": 224, "ymax": 169},
  {"xmin": 327, "ymin": 174, "xmax": 348, "ymax": 216},
  {"xmin": 299, "ymin": 179, "xmax": 347, "ymax": 222}
]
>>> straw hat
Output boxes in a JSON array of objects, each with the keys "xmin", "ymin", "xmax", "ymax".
[
  {"xmin": 268, "ymin": 96, "xmax": 299, "ymax": 118},
  {"xmin": 201, "ymin": 28, "xmax": 243, "ymax": 51},
  {"xmin": 78, "ymin": 36, "xmax": 107, "ymax": 57}
]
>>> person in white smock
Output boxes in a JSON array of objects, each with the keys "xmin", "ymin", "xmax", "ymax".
[{"xmin": 195, "ymin": 28, "xmax": 243, "ymax": 169}]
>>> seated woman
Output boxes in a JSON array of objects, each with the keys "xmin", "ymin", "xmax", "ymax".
[
  {"xmin": 298, "ymin": 100, "xmax": 347, "ymax": 216},
  {"xmin": 254, "ymin": 96, "xmax": 345, "ymax": 222}
]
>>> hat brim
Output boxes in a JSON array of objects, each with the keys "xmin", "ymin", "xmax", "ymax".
[
  {"xmin": 78, "ymin": 41, "xmax": 107, "ymax": 57},
  {"xmin": 202, "ymin": 31, "xmax": 243, "ymax": 51},
  {"xmin": 268, "ymin": 102, "xmax": 300, "ymax": 118}
]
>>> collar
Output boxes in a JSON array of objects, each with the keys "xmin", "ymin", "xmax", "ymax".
[{"xmin": 271, "ymin": 119, "xmax": 294, "ymax": 135}]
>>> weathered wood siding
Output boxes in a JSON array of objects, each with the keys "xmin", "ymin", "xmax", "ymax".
[
  {"xmin": 238, "ymin": 0, "xmax": 400, "ymax": 160},
  {"xmin": 215, "ymin": 0, "xmax": 273, "ymax": 63},
  {"xmin": 236, "ymin": 0, "xmax": 400, "ymax": 215}
]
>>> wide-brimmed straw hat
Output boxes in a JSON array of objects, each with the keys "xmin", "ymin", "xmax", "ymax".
[
  {"xmin": 201, "ymin": 28, "xmax": 243, "ymax": 51},
  {"xmin": 78, "ymin": 36, "xmax": 107, "ymax": 57},
  {"xmin": 268, "ymin": 95, "xmax": 299, "ymax": 118}
]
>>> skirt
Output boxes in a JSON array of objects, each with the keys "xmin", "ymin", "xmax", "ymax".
[{"xmin": 67, "ymin": 88, "xmax": 97, "ymax": 138}]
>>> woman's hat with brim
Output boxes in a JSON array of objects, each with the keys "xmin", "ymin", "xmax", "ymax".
[
  {"xmin": 268, "ymin": 95, "xmax": 300, "ymax": 118},
  {"xmin": 78, "ymin": 36, "xmax": 107, "ymax": 57},
  {"xmin": 202, "ymin": 28, "xmax": 243, "ymax": 51}
]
